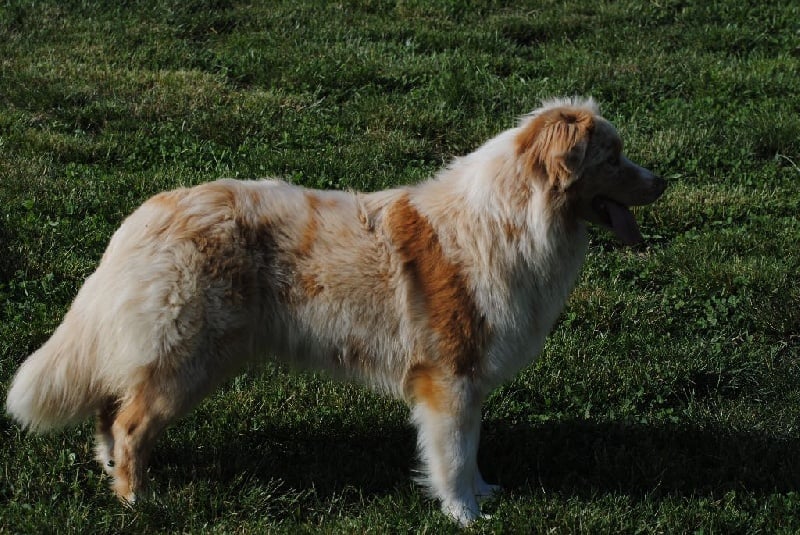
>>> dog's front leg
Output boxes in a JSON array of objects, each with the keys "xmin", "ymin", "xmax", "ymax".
[{"xmin": 409, "ymin": 374, "xmax": 486, "ymax": 526}]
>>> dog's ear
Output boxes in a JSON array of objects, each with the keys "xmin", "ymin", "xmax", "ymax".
[{"xmin": 517, "ymin": 108, "xmax": 594, "ymax": 191}]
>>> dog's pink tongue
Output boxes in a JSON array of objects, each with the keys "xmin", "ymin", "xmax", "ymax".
[{"xmin": 605, "ymin": 200, "xmax": 643, "ymax": 245}]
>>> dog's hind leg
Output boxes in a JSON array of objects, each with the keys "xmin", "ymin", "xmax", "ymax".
[
  {"xmin": 407, "ymin": 366, "xmax": 485, "ymax": 526},
  {"xmin": 95, "ymin": 398, "xmax": 119, "ymax": 477},
  {"xmin": 109, "ymin": 376, "xmax": 182, "ymax": 503}
]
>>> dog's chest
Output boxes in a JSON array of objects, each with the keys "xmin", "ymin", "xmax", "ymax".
[{"xmin": 481, "ymin": 229, "xmax": 588, "ymax": 384}]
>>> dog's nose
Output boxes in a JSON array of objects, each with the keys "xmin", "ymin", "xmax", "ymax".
[{"xmin": 653, "ymin": 176, "xmax": 667, "ymax": 197}]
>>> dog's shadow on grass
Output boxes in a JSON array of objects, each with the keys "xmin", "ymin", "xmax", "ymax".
[
  {"xmin": 155, "ymin": 416, "xmax": 800, "ymax": 509},
  {"xmin": 155, "ymin": 419, "xmax": 418, "ymax": 502},
  {"xmin": 479, "ymin": 419, "xmax": 800, "ymax": 497}
]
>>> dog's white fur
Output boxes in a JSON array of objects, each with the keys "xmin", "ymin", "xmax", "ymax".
[{"xmin": 7, "ymin": 98, "xmax": 665, "ymax": 525}]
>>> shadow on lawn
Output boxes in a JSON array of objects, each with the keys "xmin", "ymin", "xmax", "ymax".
[
  {"xmin": 156, "ymin": 420, "xmax": 417, "ymax": 500},
  {"xmin": 156, "ymin": 417, "xmax": 800, "ymax": 505},
  {"xmin": 480, "ymin": 419, "xmax": 800, "ymax": 497}
]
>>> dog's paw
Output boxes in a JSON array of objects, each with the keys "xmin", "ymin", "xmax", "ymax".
[
  {"xmin": 442, "ymin": 498, "xmax": 485, "ymax": 527},
  {"xmin": 112, "ymin": 479, "xmax": 137, "ymax": 506},
  {"xmin": 94, "ymin": 444, "xmax": 116, "ymax": 477},
  {"xmin": 118, "ymin": 492, "xmax": 137, "ymax": 507}
]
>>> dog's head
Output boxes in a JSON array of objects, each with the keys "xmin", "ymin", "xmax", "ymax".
[{"xmin": 516, "ymin": 98, "xmax": 667, "ymax": 245}]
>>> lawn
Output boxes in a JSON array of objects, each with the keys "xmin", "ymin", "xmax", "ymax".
[{"xmin": 1, "ymin": 0, "xmax": 799, "ymax": 532}]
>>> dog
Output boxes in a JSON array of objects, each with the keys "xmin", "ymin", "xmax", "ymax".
[{"xmin": 6, "ymin": 97, "xmax": 665, "ymax": 525}]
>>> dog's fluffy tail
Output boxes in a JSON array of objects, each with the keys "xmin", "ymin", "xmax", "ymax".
[
  {"xmin": 6, "ymin": 311, "xmax": 108, "ymax": 432},
  {"xmin": 6, "ymin": 193, "xmax": 205, "ymax": 432},
  {"xmin": 4, "ymin": 262, "xmax": 141, "ymax": 432}
]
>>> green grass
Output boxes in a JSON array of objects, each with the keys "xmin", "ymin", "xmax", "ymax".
[{"xmin": 1, "ymin": 0, "xmax": 799, "ymax": 532}]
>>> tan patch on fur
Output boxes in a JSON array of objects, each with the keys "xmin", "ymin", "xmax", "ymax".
[
  {"xmin": 320, "ymin": 197, "xmax": 339, "ymax": 209},
  {"xmin": 299, "ymin": 272, "xmax": 324, "ymax": 297},
  {"xmin": 512, "ymin": 180, "xmax": 533, "ymax": 214},
  {"xmin": 297, "ymin": 193, "xmax": 320, "ymax": 257},
  {"xmin": 111, "ymin": 389, "xmax": 150, "ymax": 500},
  {"xmin": 386, "ymin": 196, "xmax": 486, "ymax": 376},
  {"xmin": 247, "ymin": 188, "xmax": 263, "ymax": 207},
  {"xmin": 503, "ymin": 220, "xmax": 521, "ymax": 242},
  {"xmin": 109, "ymin": 366, "xmax": 180, "ymax": 502},
  {"xmin": 288, "ymin": 194, "xmax": 328, "ymax": 300},
  {"xmin": 143, "ymin": 183, "xmax": 236, "ymax": 246},
  {"xmin": 405, "ymin": 363, "xmax": 449, "ymax": 412},
  {"xmin": 149, "ymin": 186, "xmax": 253, "ymax": 306},
  {"xmin": 515, "ymin": 107, "xmax": 595, "ymax": 192}
]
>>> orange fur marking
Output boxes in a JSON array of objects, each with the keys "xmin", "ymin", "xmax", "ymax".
[
  {"xmin": 144, "ymin": 183, "xmax": 236, "ymax": 246},
  {"xmin": 109, "ymin": 366, "xmax": 181, "ymax": 501},
  {"xmin": 111, "ymin": 388, "xmax": 151, "ymax": 499},
  {"xmin": 247, "ymin": 188, "xmax": 263, "ymax": 208},
  {"xmin": 515, "ymin": 107, "xmax": 595, "ymax": 191},
  {"xmin": 503, "ymin": 220, "xmax": 521, "ymax": 242},
  {"xmin": 320, "ymin": 197, "xmax": 339, "ymax": 209},
  {"xmin": 405, "ymin": 363, "xmax": 448, "ymax": 413},
  {"xmin": 299, "ymin": 272, "xmax": 324, "ymax": 297},
  {"xmin": 297, "ymin": 193, "xmax": 320, "ymax": 257},
  {"xmin": 387, "ymin": 196, "xmax": 486, "ymax": 376},
  {"xmin": 291, "ymin": 194, "xmax": 325, "ymax": 299}
]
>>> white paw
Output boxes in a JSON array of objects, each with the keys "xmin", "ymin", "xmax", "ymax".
[
  {"xmin": 443, "ymin": 499, "xmax": 484, "ymax": 527},
  {"xmin": 113, "ymin": 480, "xmax": 137, "ymax": 506},
  {"xmin": 94, "ymin": 444, "xmax": 116, "ymax": 476}
]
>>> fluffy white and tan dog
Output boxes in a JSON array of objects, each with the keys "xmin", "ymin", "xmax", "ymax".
[{"xmin": 7, "ymin": 98, "xmax": 665, "ymax": 525}]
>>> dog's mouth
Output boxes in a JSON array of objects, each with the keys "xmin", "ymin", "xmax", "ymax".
[{"xmin": 591, "ymin": 196, "xmax": 643, "ymax": 245}]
